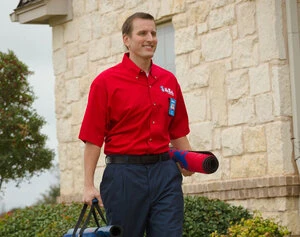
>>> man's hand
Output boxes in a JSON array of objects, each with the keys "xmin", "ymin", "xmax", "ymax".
[
  {"xmin": 176, "ymin": 162, "xmax": 195, "ymax": 177},
  {"xmin": 83, "ymin": 186, "xmax": 103, "ymax": 207}
]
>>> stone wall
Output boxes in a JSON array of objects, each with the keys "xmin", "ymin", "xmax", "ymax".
[{"xmin": 53, "ymin": 0, "xmax": 300, "ymax": 234}]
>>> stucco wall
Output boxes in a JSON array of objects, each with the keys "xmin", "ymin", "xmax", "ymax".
[{"xmin": 52, "ymin": 0, "xmax": 300, "ymax": 234}]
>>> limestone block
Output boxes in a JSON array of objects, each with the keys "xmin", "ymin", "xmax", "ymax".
[
  {"xmin": 213, "ymin": 128, "xmax": 221, "ymax": 150},
  {"xmin": 266, "ymin": 121, "xmax": 294, "ymax": 175},
  {"xmin": 271, "ymin": 65, "xmax": 292, "ymax": 117},
  {"xmin": 227, "ymin": 200, "xmax": 249, "ymax": 210},
  {"xmin": 244, "ymin": 126, "xmax": 266, "ymax": 153},
  {"xmin": 58, "ymin": 143, "xmax": 73, "ymax": 171},
  {"xmin": 228, "ymin": 97, "xmax": 255, "ymax": 125},
  {"xmin": 72, "ymin": 156, "xmax": 84, "ymax": 193},
  {"xmin": 220, "ymin": 155, "xmax": 231, "ymax": 179},
  {"xmin": 161, "ymin": 0, "xmax": 185, "ymax": 16},
  {"xmin": 209, "ymin": 4, "xmax": 235, "ymax": 30},
  {"xmin": 57, "ymin": 118, "xmax": 73, "ymax": 143},
  {"xmin": 209, "ymin": 64, "xmax": 227, "ymax": 127},
  {"xmin": 190, "ymin": 50, "xmax": 202, "ymax": 66},
  {"xmin": 66, "ymin": 78, "xmax": 80, "ymax": 103},
  {"xmin": 53, "ymin": 48, "xmax": 67, "ymax": 75},
  {"xmin": 280, "ymin": 210, "xmax": 300, "ymax": 235},
  {"xmin": 111, "ymin": 32, "xmax": 125, "ymax": 55},
  {"xmin": 185, "ymin": 91, "xmax": 207, "ymax": 123},
  {"xmin": 187, "ymin": 1, "xmax": 209, "ymax": 25},
  {"xmin": 249, "ymin": 63, "xmax": 270, "ymax": 96},
  {"xmin": 232, "ymin": 36, "xmax": 258, "ymax": 69},
  {"xmin": 211, "ymin": 0, "xmax": 234, "ymax": 9},
  {"xmin": 175, "ymin": 54, "xmax": 189, "ymax": 89},
  {"xmin": 100, "ymin": 13, "xmax": 118, "ymax": 36},
  {"xmin": 60, "ymin": 142, "xmax": 82, "ymax": 169},
  {"xmin": 186, "ymin": 64, "xmax": 209, "ymax": 90},
  {"xmin": 172, "ymin": 13, "xmax": 188, "ymax": 30},
  {"xmin": 71, "ymin": 100, "xmax": 86, "ymax": 126},
  {"xmin": 79, "ymin": 75, "xmax": 92, "ymax": 99},
  {"xmin": 197, "ymin": 23, "xmax": 208, "ymax": 35},
  {"xmin": 202, "ymin": 29, "xmax": 232, "ymax": 61},
  {"xmin": 231, "ymin": 25, "xmax": 238, "ymax": 40},
  {"xmin": 255, "ymin": 93, "xmax": 274, "ymax": 123},
  {"xmin": 226, "ymin": 69, "xmax": 249, "ymax": 100},
  {"xmin": 175, "ymin": 25, "xmax": 197, "ymax": 55},
  {"xmin": 189, "ymin": 121, "xmax": 213, "ymax": 151},
  {"xmin": 222, "ymin": 126, "xmax": 243, "ymax": 156},
  {"xmin": 256, "ymin": 0, "xmax": 286, "ymax": 61},
  {"xmin": 249, "ymin": 197, "xmax": 288, "ymax": 212},
  {"xmin": 231, "ymin": 153, "xmax": 267, "ymax": 178},
  {"xmin": 86, "ymin": 0, "xmax": 98, "ymax": 13},
  {"xmin": 99, "ymin": 0, "xmax": 115, "ymax": 13},
  {"xmin": 64, "ymin": 20, "xmax": 79, "ymax": 44},
  {"xmin": 65, "ymin": 43, "xmax": 78, "ymax": 58},
  {"xmin": 52, "ymin": 26, "xmax": 64, "ymax": 50},
  {"xmin": 72, "ymin": 0, "xmax": 85, "ymax": 17},
  {"xmin": 89, "ymin": 37, "xmax": 111, "ymax": 61},
  {"xmin": 236, "ymin": 1, "xmax": 256, "ymax": 38},
  {"xmin": 78, "ymin": 16, "xmax": 92, "ymax": 43},
  {"xmin": 72, "ymin": 124, "xmax": 82, "ymax": 143},
  {"xmin": 73, "ymin": 53, "xmax": 88, "ymax": 78},
  {"xmin": 55, "ymin": 81, "xmax": 72, "ymax": 120},
  {"xmin": 91, "ymin": 13, "xmax": 102, "ymax": 39},
  {"xmin": 60, "ymin": 169, "xmax": 74, "ymax": 196}
]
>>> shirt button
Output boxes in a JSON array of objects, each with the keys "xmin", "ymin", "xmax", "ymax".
[
  {"xmin": 136, "ymin": 76, "xmax": 139, "ymax": 79},
  {"xmin": 149, "ymin": 85, "xmax": 152, "ymax": 88},
  {"xmin": 152, "ymin": 121, "xmax": 155, "ymax": 124},
  {"xmin": 153, "ymin": 102, "xmax": 156, "ymax": 106},
  {"xmin": 149, "ymin": 138, "xmax": 152, "ymax": 142}
]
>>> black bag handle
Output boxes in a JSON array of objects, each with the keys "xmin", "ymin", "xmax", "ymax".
[{"xmin": 72, "ymin": 198, "xmax": 107, "ymax": 237}]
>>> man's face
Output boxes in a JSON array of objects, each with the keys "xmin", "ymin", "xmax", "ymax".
[{"xmin": 123, "ymin": 18, "xmax": 157, "ymax": 62}]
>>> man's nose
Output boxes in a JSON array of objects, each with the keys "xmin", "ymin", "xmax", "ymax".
[{"xmin": 146, "ymin": 32, "xmax": 155, "ymax": 41}]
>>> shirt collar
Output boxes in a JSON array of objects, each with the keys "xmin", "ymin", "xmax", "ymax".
[{"xmin": 122, "ymin": 53, "xmax": 158, "ymax": 79}]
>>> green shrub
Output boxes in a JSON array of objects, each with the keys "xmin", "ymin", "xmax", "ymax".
[
  {"xmin": 0, "ymin": 202, "xmax": 99, "ymax": 237},
  {"xmin": 211, "ymin": 211, "xmax": 291, "ymax": 237},
  {"xmin": 183, "ymin": 196, "xmax": 252, "ymax": 237},
  {"xmin": 0, "ymin": 197, "xmax": 289, "ymax": 237}
]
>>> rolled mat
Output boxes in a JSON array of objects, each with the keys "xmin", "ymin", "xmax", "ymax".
[{"xmin": 169, "ymin": 148, "xmax": 219, "ymax": 174}]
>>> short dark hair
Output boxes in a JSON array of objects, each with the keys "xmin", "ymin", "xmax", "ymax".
[{"xmin": 122, "ymin": 12, "xmax": 155, "ymax": 36}]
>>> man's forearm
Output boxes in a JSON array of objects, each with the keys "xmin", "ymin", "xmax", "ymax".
[
  {"xmin": 170, "ymin": 136, "xmax": 192, "ymax": 150},
  {"xmin": 84, "ymin": 142, "xmax": 101, "ymax": 188}
]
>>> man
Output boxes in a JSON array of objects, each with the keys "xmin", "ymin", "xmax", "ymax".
[{"xmin": 79, "ymin": 12, "xmax": 193, "ymax": 237}]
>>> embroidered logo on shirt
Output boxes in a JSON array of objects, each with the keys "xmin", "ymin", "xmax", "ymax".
[{"xmin": 160, "ymin": 86, "xmax": 174, "ymax": 96}]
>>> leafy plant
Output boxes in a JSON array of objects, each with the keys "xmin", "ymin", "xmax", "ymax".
[
  {"xmin": 0, "ymin": 202, "xmax": 98, "ymax": 237},
  {"xmin": 211, "ymin": 211, "xmax": 291, "ymax": 237},
  {"xmin": 0, "ymin": 197, "xmax": 290, "ymax": 237},
  {"xmin": 183, "ymin": 196, "xmax": 252, "ymax": 237},
  {"xmin": 0, "ymin": 50, "xmax": 55, "ymax": 191},
  {"xmin": 34, "ymin": 184, "xmax": 60, "ymax": 205}
]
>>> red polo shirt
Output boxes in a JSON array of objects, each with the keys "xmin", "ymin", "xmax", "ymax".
[{"xmin": 79, "ymin": 53, "xmax": 190, "ymax": 155}]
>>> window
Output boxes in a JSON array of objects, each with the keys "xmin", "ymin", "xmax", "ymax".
[{"xmin": 153, "ymin": 22, "xmax": 176, "ymax": 74}]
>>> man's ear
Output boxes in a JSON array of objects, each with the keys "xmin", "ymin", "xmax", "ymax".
[{"xmin": 123, "ymin": 34, "xmax": 129, "ymax": 49}]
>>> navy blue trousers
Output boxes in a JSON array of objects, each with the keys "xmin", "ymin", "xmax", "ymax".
[{"xmin": 100, "ymin": 159, "xmax": 184, "ymax": 237}]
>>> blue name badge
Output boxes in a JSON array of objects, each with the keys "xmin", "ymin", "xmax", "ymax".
[{"xmin": 169, "ymin": 98, "xmax": 176, "ymax": 116}]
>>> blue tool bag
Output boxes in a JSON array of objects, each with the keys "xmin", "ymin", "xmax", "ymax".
[{"xmin": 63, "ymin": 199, "xmax": 123, "ymax": 237}]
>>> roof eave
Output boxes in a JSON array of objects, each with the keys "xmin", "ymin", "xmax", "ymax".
[{"xmin": 10, "ymin": 0, "xmax": 72, "ymax": 26}]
